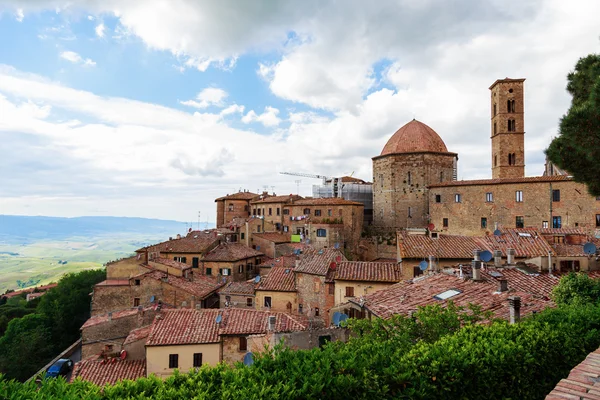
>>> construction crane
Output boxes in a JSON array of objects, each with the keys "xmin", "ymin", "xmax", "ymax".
[{"xmin": 279, "ymin": 171, "xmax": 344, "ymax": 197}]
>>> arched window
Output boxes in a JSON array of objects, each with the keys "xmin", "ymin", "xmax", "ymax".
[
  {"xmin": 507, "ymin": 120, "xmax": 512, "ymax": 132},
  {"xmin": 494, "ymin": 122, "xmax": 497, "ymax": 135},
  {"xmin": 507, "ymin": 99, "xmax": 511, "ymax": 113},
  {"xmin": 512, "ymin": 120, "xmax": 516, "ymax": 131},
  {"xmin": 512, "ymin": 153, "xmax": 516, "ymax": 165},
  {"xmin": 511, "ymin": 100, "xmax": 515, "ymax": 113},
  {"xmin": 508, "ymin": 154, "xmax": 512, "ymax": 165},
  {"xmin": 494, "ymin": 155, "xmax": 497, "ymax": 167},
  {"xmin": 493, "ymin": 103, "xmax": 497, "ymax": 116},
  {"xmin": 407, "ymin": 171, "xmax": 411, "ymax": 185},
  {"xmin": 439, "ymin": 171, "xmax": 443, "ymax": 183}
]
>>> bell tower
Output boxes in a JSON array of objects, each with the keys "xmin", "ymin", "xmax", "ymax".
[{"xmin": 490, "ymin": 78, "xmax": 525, "ymax": 179}]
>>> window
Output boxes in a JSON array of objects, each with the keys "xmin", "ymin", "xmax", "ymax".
[
  {"xmin": 542, "ymin": 221, "xmax": 549, "ymax": 228},
  {"xmin": 316, "ymin": 229, "xmax": 327, "ymax": 237},
  {"xmin": 515, "ymin": 191, "xmax": 523, "ymax": 202},
  {"xmin": 277, "ymin": 208, "xmax": 280, "ymax": 216},
  {"xmin": 493, "ymin": 103, "xmax": 497, "ymax": 116},
  {"xmin": 494, "ymin": 155, "xmax": 497, "ymax": 166},
  {"xmin": 552, "ymin": 190, "xmax": 560, "ymax": 202},
  {"xmin": 481, "ymin": 218, "xmax": 487, "ymax": 229},
  {"xmin": 553, "ymin": 216, "xmax": 562, "ymax": 228},
  {"xmin": 247, "ymin": 263, "xmax": 253, "ymax": 271},
  {"xmin": 239, "ymin": 265, "xmax": 243, "ymax": 273},
  {"xmin": 133, "ymin": 298, "xmax": 140, "ymax": 307},
  {"xmin": 193, "ymin": 353, "xmax": 202, "ymax": 367},
  {"xmin": 228, "ymin": 204, "xmax": 234, "ymax": 211},
  {"xmin": 244, "ymin": 205, "xmax": 249, "ymax": 212},
  {"xmin": 298, "ymin": 304, "xmax": 303, "ymax": 313},
  {"xmin": 264, "ymin": 296, "xmax": 272, "ymax": 308},
  {"xmin": 596, "ymin": 215, "xmax": 600, "ymax": 228},
  {"xmin": 315, "ymin": 210, "xmax": 322, "ymax": 216},
  {"xmin": 134, "ymin": 279, "xmax": 140, "ymax": 286},
  {"xmin": 257, "ymin": 225, "xmax": 261, "ymax": 233},
  {"xmin": 257, "ymin": 209, "xmax": 261, "ymax": 216},
  {"xmin": 220, "ymin": 268, "xmax": 231, "ymax": 276},
  {"xmin": 507, "ymin": 99, "xmax": 515, "ymax": 113},
  {"xmin": 239, "ymin": 337, "xmax": 247, "ymax": 351},
  {"xmin": 455, "ymin": 194, "xmax": 461, "ymax": 203},
  {"xmin": 345, "ymin": 287, "xmax": 355, "ymax": 297},
  {"xmin": 283, "ymin": 209, "xmax": 289, "ymax": 215},
  {"xmin": 268, "ymin": 208, "xmax": 272, "ymax": 216},
  {"xmin": 407, "ymin": 171, "xmax": 411, "ymax": 185},
  {"xmin": 413, "ymin": 266, "xmax": 423, "ymax": 277},
  {"xmin": 283, "ymin": 226, "xmax": 289, "ymax": 233},
  {"xmin": 169, "ymin": 354, "xmax": 179, "ymax": 369},
  {"xmin": 443, "ymin": 218, "xmax": 449, "ymax": 228},
  {"xmin": 327, "ymin": 209, "xmax": 332, "ymax": 217},
  {"xmin": 241, "ymin": 232, "xmax": 245, "ymax": 240},
  {"xmin": 315, "ymin": 307, "xmax": 320, "ymax": 316},
  {"xmin": 206, "ymin": 267, "xmax": 212, "ymax": 275},
  {"xmin": 303, "ymin": 208, "xmax": 311, "ymax": 215},
  {"xmin": 435, "ymin": 194, "xmax": 441, "ymax": 203},
  {"xmin": 440, "ymin": 171, "xmax": 443, "ymax": 182},
  {"xmin": 494, "ymin": 122, "xmax": 497, "ymax": 135},
  {"xmin": 433, "ymin": 289, "xmax": 462, "ymax": 301},
  {"xmin": 553, "ymin": 235, "xmax": 564, "ymax": 244},
  {"xmin": 507, "ymin": 119, "xmax": 516, "ymax": 131},
  {"xmin": 407, "ymin": 207, "xmax": 412, "ymax": 218},
  {"xmin": 486, "ymin": 192, "xmax": 493, "ymax": 202},
  {"xmin": 508, "ymin": 153, "xmax": 516, "ymax": 165},
  {"xmin": 516, "ymin": 216, "xmax": 524, "ymax": 228},
  {"xmin": 174, "ymin": 256, "xmax": 186, "ymax": 263},
  {"xmin": 328, "ymin": 284, "xmax": 335, "ymax": 295},
  {"xmin": 246, "ymin": 297, "xmax": 253, "ymax": 307}
]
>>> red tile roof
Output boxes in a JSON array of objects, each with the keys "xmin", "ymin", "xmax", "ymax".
[
  {"xmin": 70, "ymin": 359, "xmax": 145, "ymax": 386},
  {"xmin": 215, "ymin": 191, "xmax": 259, "ymax": 201},
  {"xmin": 289, "ymin": 198, "xmax": 364, "ymax": 206},
  {"xmin": 428, "ymin": 175, "xmax": 573, "ymax": 188},
  {"xmin": 82, "ymin": 308, "xmax": 147, "ymax": 329},
  {"xmin": 478, "ymin": 229, "xmax": 555, "ymax": 258},
  {"xmin": 95, "ymin": 280, "xmax": 130, "ymax": 287},
  {"xmin": 220, "ymin": 217, "xmax": 250, "ymax": 229},
  {"xmin": 202, "ymin": 243, "xmax": 264, "ymax": 262},
  {"xmin": 334, "ymin": 262, "xmax": 403, "ymax": 283},
  {"xmin": 2, "ymin": 283, "xmax": 58, "ymax": 298},
  {"xmin": 150, "ymin": 258, "xmax": 191, "ymax": 271},
  {"xmin": 352, "ymin": 273, "xmax": 553, "ymax": 320},
  {"xmin": 258, "ymin": 255, "xmax": 297, "ymax": 269},
  {"xmin": 379, "ymin": 119, "xmax": 451, "ymax": 156},
  {"xmin": 136, "ymin": 270, "xmax": 225, "ymax": 299},
  {"xmin": 123, "ymin": 325, "xmax": 152, "ymax": 345},
  {"xmin": 546, "ymin": 345, "xmax": 600, "ymax": 399},
  {"xmin": 147, "ymin": 308, "xmax": 306, "ymax": 346},
  {"xmin": 539, "ymin": 227, "xmax": 587, "ymax": 235},
  {"xmin": 138, "ymin": 230, "xmax": 219, "ymax": 254},
  {"xmin": 219, "ymin": 281, "xmax": 256, "ymax": 296},
  {"xmin": 257, "ymin": 267, "xmax": 296, "ymax": 292},
  {"xmin": 295, "ymin": 248, "xmax": 347, "ymax": 276},
  {"xmin": 250, "ymin": 194, "xmax": 303, "ymax": 204},
  {"xmin": 253, "ymin": 232, "xmax": 292, "ymax": 243}
]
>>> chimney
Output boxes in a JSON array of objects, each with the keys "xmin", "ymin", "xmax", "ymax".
[
  {"xmin": 107, "ymin": 312, "xmax": 112, "ymax": 322},
  {"xmin": 396, "ymin": 235, "xmax": 403, "ymax": 264},
  {"xmin": 191, "ymin": 295, "xmax": 196, "ymax": 309},
  {"xmin": 508, "ymin": 296, "xmax": 521, "ymax": 324},
  {"xmin": 494, "ymin": 250, "xmax": 502, "ymax": 268},
  {"xmin": 498, "ymin": 279, "xmax": 508, "ymax": 292},
  {"xmin": 507, "ymin": 248, "xmax": 515, "ymax": 265},
  {"xmin": 473, "ymin": 249, "xmax": 481, "ymax": 261},
  {"xmin": 471, "ymin": 260, "xmax": 482, "ymax": 281},
  {"xmin": 428, "ymin": 255, "xmax": 436, "ymax": 272},
  {"xmin": 144, "ymin": 250, "xmax": 149, "ymax": 265},
  {"xmin": 268, "ymin": 315, "xmax": 277, "ymax": 331},
  {"xmin": 548, "ymin": 251, "xmax": 553, "ymax": 275},
  {"xmin": 295, "ymin": 258, "xmax": 300, "ymax": 269}
]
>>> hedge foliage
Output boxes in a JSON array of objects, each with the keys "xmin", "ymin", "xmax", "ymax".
[{"xmin": 3, "ymin": 275, "xmax": 600, "ymax": 399}]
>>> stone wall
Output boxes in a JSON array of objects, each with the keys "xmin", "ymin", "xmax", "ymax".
[
  {"xmin": 255, "ymin": 290, "xmax": 297, "ymax": 313},
  {"xmin": 219, "ymin": 293, "xmax": 255, "ymax": 309},
  {"xmin": 295, "ymin": 272, "xmax": 333, "ymax": 321},
  {"xmin": 251, "ymin": 236, "xmax": 277, "ymax": 258},
  {"xmin": 123, "ymin": 337, "xmax": 147, "ymax": 360},
  {"xmin": 272, "ymin": 328, "xmax": 349, "ymax": 350},
  {"xmin": 106, "ymin": 256, "xmax": 146, "ymax": 279},
  {"xmin": 91, "ymin": 285, "xmax": 132, "ymax": 316}
]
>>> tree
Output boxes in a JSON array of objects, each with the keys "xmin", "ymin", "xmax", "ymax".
[
  {"xmin": 546, "ymin": 54, "xmax": 600, "ymax": 195},
  {"xmin": 552, "ymin": 272, "xmax": 600, "ymax": 306}
]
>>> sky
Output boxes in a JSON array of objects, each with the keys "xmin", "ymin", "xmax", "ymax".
[{"xmin": 0, "ymin": 0, "xmax": 599, "ymax": 223}]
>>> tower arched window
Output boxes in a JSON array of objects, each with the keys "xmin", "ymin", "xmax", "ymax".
[
  {"xmin": 510, "ymin": 100, "xmax": 515, "ymax": 113},
  {"xmin": 494, "ymin": 122, "xmax": 497, "ymax": 135},
  {"xmin": 508, "ymin": 154, "xmax": 512, "ymax": 165},
  {"xmin": 407, "ymin": 171, "xmax": 411, "ymax": 185},
  {"xmin": 512, "ymin": 153, "xmax": 516, "ymax": 165},
  {"xmin": 493, "ymin": 103, "xmax": 497, "ymax": 116},
  {"xmin": 494, "ymin": 155, "xmax": 497, "ymax": 167}
]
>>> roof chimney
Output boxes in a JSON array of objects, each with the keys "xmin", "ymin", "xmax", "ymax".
[
  {"xmin": 498, "ymin": 279, "xmax": 508, "ymax": 292},
  {"xmin": 508, "ymin": 296, "xmax": 521, "ymax": 324},
  {"xmin": 471, "ymin": 260, "xmax": 482, "ymax": 281},
  {"xmin": 507, "ymin": 248, "xmax": 515, "ymax": 265},
  {"xmin": 107, "ymin": 312, "xmax": 112, "ymax": 321},
  {"xmin": 494, "ymin": 250, "xmax": 503, "ymax": 268},
  {"xmin": 473, "ymin": 249, "xmax": 481, "ymax": 261},
  {"xmin": 268, "ymin": 315, "xmax": 276, "ymax": 331}
]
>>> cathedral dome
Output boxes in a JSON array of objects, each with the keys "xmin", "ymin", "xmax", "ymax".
[{"xmin": 380, "ymin": 119, "xmax": 449, "ymax": 156}]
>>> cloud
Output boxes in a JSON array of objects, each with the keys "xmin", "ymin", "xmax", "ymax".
[
  {"xmin": 170, "ymin": 148, "xmax": 232, "ymax": 177},
  {"xmin": 95, "ymin": 23, "xmax": 105, "ymax": 38},
  {"xmin": 242, "ymin": 106, "xmax": 281, "ymax": 127},
  {"xmin": 179, "ymin": 87, "xmax": 228, "ymax": 109},
  {"xmin": 60, "ymin": 51, "xmax": 96, "ymax": 67},
  {"xmin": 14, "ymin": 8, "xmax": 23, "ymax": 22},
  {"xmin": 220, "ymin": 104, "xmax": 245, "ymax": 116}
]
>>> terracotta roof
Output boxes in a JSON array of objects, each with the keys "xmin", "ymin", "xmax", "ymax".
[
  {"xmin": 202, "ymin": 243, "xmax": 264, "ymax": 262},
  {"xmin": 2, "ymin": 283, "xmax": 58, "ymax": 298},
  {"xmin": 257, "ymin": 267, "xmax": 296, "ymax": 292},
  {"xmin": 489, "ymin": 77, "xmax": 525, "ymax": 90},
  {"xmin": 353, "ymin": 272, "xmax": 553, "ymax": 320},
  {"xmin": 253, "ymin": 232, "xmax": 291, "ymax": 244},
  {"xmin": 428, "ymin": 175, "xmax": 573, "ymax": 188},
  {"xmin": 546, "ymin": 345, "xmax": 600, "ymax": 399},
  {"xmin": 137, "ymin": 270, "xmax": 225, "ymax": 299},
  {"xmin": 539, "ymin": 227, "xmax": 587, "ymax": 235},
  {"xmin": 334, "ymin": 262, "xmax": 403, "ymax": 283},
  {"xmin": 219, "ymin": 281, "xmax": 256, "ymax": 296},
  {"xmin": 215, "ymin": 191, "xmax": 259, "ymax": 201},
  {"xmin": 275, "ymin": 242, "xmax": 312, "ymax": 256},
  {"xmin": 250, "ymin": 194, "xmax": 303, "ymax": 204},
  {"xmin": 147, "ymin": 308, "xmax": 306, "ymax": 346},
  {"xmin": 123, "ymin": 325, "xmax": 151, "ymax": 345},
  {"xmin": 288, "ymin": 198, "xmax": 364, "ymax": 206},
  {"xmin": 138, "ymin": 231, "xmax": 219, "ymax": 254},
  {"xmin": 478, "ymin": 229, "xmax": 555, "ymax": 258},
  {"xmin": 147, "ymin": 309, "xmax": 221, "ymax": 346},
  {"xmin": 295, "ymin": 248, "xmax": 347, "ymax": 276},
  {"xmin": 220, "ymin": 217, "xmax": 249, "ymax": 229},
  {"xmin": 82, "ymin": 308, "xmax": 146, "ymax": 329},
  {"xmin": 150, "ymin": 258, "xmax": 191, "ymax": 271},
  {"xmin": 399, "ymin": 232, "xmax": 481, "ymax": 259},
  {"xmin": 257, "ymin": 255, "xmax": 297, "ymax": 269},
  {"xmin": 379, "ymin": 119, "xmax": 451, "ymax": 156},
  {"xmin": 95, "ymin": 280, "xmax": 130, "ymax": 287},
  {"xmin": 70, "ymin": 359, "xmax": 145, "ymax": 386}
]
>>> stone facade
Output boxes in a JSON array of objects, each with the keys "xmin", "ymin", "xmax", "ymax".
[
  {"xmin": 490, "ymin": 78, "xmax": 525, "ymax": 179},
  {"xmin": 215, "ymin": 191, "xmax": 258, "ymax": 227},
  {"xmin": 333, "ymin": 280, "xmax": 396, "ymax": 306},
  {"xmin": 295, "ymin": 272, "xmax": 334, "ymax": 322},
  {"xmin": 106, "ymin": 256, "xmax": 146, "ymax": 279},
  {"xmin": 372, "ymin": 152, "xmax": 456, "ymax": 230},
  {"xmin": 254, "ymin": 290, "xmax": 297, "ymax": 313},
  {"xmin": 201, "ymin": 257, "xmax": 261, "ymax": 282},
  {"xmin": 429, "ymin": 177, "xmax": 600, "ymax": 236}
]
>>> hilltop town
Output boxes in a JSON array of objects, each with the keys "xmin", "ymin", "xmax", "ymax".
[{"xmin": 66, "ymin": 78, "xmax": 600, "ymax": 386}]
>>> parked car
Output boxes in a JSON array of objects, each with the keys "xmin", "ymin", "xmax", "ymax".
[{"xmin": 45, "ymin": 359, "xmax": 73, "ymax": 379}]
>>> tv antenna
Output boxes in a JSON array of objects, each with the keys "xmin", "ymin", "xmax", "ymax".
[
  {"xmin": 263, "ymin": 185, "xmax": 269, "ymax": 193},
  {"xmin": 294, "ymin": 180, "xmax": 301, "ymax": 194},
  {"xmin": 197, "ymin": 211, "xmax": 201, "ymax": 231}
]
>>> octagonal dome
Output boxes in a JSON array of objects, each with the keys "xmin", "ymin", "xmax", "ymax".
[{"xmin": 380, "ymin": 119, "xmax": 449, "ymax": 156}]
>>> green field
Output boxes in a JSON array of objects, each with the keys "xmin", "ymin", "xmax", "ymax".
[{"xmin": 0, "ymin": 234, "xmax": 163, "ymax": 293}]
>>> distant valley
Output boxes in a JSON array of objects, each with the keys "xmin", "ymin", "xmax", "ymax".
[{"xmin": 0, "ymin": 215, "xmax": 210, "ymax": 293}]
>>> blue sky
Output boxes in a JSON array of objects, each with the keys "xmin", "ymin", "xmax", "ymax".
[{"xmin": 0, "ymin": 0, "xmax": 599, "ymax": 223}]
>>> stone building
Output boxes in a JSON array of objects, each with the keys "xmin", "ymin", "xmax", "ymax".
[
  {"xmin": 215, "ymin": 191, "xmax": 258, "ymax": 227},
  {"xmin": 218, "ymin": 281, "xmax": 256, "ymax": 309},
  {"xmin": 250, "ymin": 194, "xmax": 303, "ymax": 229},
  {"xmin": 255, "ymin": 266, "xmax": 297, "ymax": 313},
  {"xmin": 372, "ymin": 119, "xmax": 458, "ymax": 231},
  {"xmin": 332, "ymin": 261, "xmax": 403, "ymax": 306},
  {"xmin": 251, "ymin": 232, "xmax": 292, "ymax": 258},
  {"xmin": 200, "ymin": 243, "xmax": 264, "ymax": 282}
]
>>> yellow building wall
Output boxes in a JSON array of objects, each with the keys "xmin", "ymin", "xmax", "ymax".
[
  {"xmin": 146, "ymin": 343, "xmax": 221, "ymax": 379},
  {"xmin": 148, "ymin": 260, "xmax": 186, "ymax": 277},
  {"xmin": 255, "ymin": 290, "xmax": 297, "ymax": 313},
  {"xmin": 334, "ymin": 280, "xmax": 394, "ymax": 305},
  {"xmin": 106, "ymin": 256, "xmax": 146, "ymax": 279}
]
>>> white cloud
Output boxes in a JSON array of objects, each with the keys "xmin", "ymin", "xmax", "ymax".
[
  {"xmin": 87, "ymin": 15, "xmax": 94, "ymax": 21},
  {"xmin": 220, "ymin": 104, "xmax": 245, "ymax": 116},
  {"xmin": 95, "ymin": 23, "xmax": 105, "ymax": 38},
  {"xmin": 180, "ymin": 88, "xmax": 228, "ymax": 109},
  {"xmin": 15, "ymin": 8, "xmax": 23, "ymax": 22},
  {"xmin": 242, "ymin": 106, "xmax": 281, "ymax": 127},
  {"xmin": 60, "ymin": 51, "xmax": 96, "ymax": 67}
]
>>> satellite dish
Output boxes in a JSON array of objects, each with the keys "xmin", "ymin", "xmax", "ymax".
[
  {"xmin": 120, "ymin": 350, "xmax": 127, "ymax": 360},
  {"xmin": 339, "ymin": 314, "xmax": 349, "ymax": 325},
  {"xmin": 332, "ymin": 312, "xmax": 341, "ymax": 326},
  {"xmin": 419, "ymin": 260, "xmax": 428, "ymax": 271},
  {"xmin": 334, "ymin": 243, "xmax": 340, "ymax": 249},
  {"xmin": 254, "ymin": 275, "xmax": 261, "ymax": 283},
  {"xmin": 215, "ymin": 315, "xmax": 222, "ymax": 324},
  {"xmin": 427, "ymin": 223, "xmax": 435, "ymax": 230},
  {"xmin": 584, "ymin": 242, "xmax": 597, "ymax": 255},
  {"xmin": 243, "ymin": 352, "xmax": 254, "ymax": 366},
  {"xmin": 480, "ymin": 250, "xmax": 493, "ymax": 262},
  {"xmin": 150, "ymin": 296, "xmax": 155, "ymax": 303},
  {"xmin": 493, "ymin": 229, "xmax": 502, "ymax": 236}
]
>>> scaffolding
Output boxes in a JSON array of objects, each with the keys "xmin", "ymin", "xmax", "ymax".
[{"xmin": 312, "ymin": 182, "xmax": 373, "ymax": 225}]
